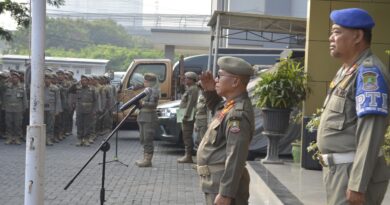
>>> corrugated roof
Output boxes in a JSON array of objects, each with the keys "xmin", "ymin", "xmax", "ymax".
[{"xmin": 208, "ymin": 11, "xmax": 306, "ymax": 36}]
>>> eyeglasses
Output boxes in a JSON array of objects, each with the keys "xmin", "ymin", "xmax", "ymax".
[{"xmin": 216, "ymin": 73, "xmax": 237, "ymax": 80}]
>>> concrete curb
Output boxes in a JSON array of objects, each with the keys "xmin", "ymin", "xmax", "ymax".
[{"xmin": 248, "ymin": 163, "xmax": 283, "ymax": 205}]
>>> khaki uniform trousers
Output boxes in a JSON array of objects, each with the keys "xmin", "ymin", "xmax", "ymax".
[
  {"xmin": 323, "ymin": 161, "xmax": 389, "ymax": 205},
  {"xmin": 203, "ymin": 168, "xmax": 250, "ymax": 205},
  {"xmin": 138, "ymin": 121, "xmax": 156, "ymax": 154},
  {"xmin": 182, "ymin": 121, "xmax": 195, "ymax": 151}
]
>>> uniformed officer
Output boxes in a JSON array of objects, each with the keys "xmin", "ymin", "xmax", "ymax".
[
  {"xmin": 64, "ymin": 71, "xmax": 77, "ymax": 136},
  {"xmin": 103, "ymin": 75, "xmax": 116, "ymax": 134},
  {"xmin": 69, "ymin": 75, "xmax": 98, "ymax": 146},
  {"xmin": 317, "ymin": 8, "xmax": 390, "ymax": 205},
  {"xmin": 135, "ymin": 73, "xmax": 160, "ymax": 167},
  {"xmin": 44, "ymin": 73, "xmax": 62, "ymax": 145},
  {"xmin": 197, "ymin": 56, "xmax": 254, "ymax": 205},
  {"xmin": 194, "ymin": 83, "xmax": 208, "ymax": 149},
  {"xmin": 0, "ymin": 71, "xmax": 8, "ymax": 138},
  {"xmin": 177, "ymin": 71, "xmax": 199, "ymax": 163},
  {"xmin": 3, "ymin": 72, "xmax": 28, "ymax": 144}
]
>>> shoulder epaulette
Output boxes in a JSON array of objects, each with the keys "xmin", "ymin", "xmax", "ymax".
[
  {"xmin": 363, "ymin": 56, "xmax": 374, "ymax": 68},
  {"xmin": 227, "ymin": 102, "xmax": 245, "ymax": 120}
]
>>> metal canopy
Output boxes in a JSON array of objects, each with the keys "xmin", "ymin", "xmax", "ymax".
[
  {"xmin": 206, "ymin": 11, "xmax": 307, "ymax": 74},
  {"xmin": 208, "ymin": 11, "xmax": 306, "ymax": 36}
]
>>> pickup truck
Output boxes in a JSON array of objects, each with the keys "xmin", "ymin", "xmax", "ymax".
[{"xmin": 114, "ymin": 59, "xmax": 174, "ymax": 127}]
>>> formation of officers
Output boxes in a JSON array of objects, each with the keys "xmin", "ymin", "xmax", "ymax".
[{"xmin": 0, "ymin": 68, "xmax": 117, "ymax": 147}]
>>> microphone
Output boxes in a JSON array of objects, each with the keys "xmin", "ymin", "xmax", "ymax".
[{"xmin": 119, "ymin": 87, "xmax": 152, "ymax": 111}]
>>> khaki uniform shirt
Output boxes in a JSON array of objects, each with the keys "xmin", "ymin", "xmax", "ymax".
[
  {"xmin": 44, "ymin": 84, "xmax": 62, "ymax": 114},
  {"xmin": 317, "ymin": 49, "xmax": 390, "ymax": 192},
  {"xmin": 195, "ymin": 92, "xmax": 208, "ymax": 124},
  {"xmin": 72, "ymin": 85, "xmax": 98, "ymax": 114},
  {"xmin": 3, "ymin": 83, "xmax": 27, "ymax": 112},
  {"xmin": 137, "ymin": 85, "xmax": 160, "ymax": 122},
  {"xmin": 197, "ymin": 91, "xmax": 254, "ymax": 197}
]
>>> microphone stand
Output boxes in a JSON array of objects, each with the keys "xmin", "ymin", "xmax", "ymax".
[
  {"xmin": 64, "ymin": 104, "xmax": 139, "ymax": 205},
  {"xmin": 100, "ymin": 102, "xmax": 128, "ymax": 167}
]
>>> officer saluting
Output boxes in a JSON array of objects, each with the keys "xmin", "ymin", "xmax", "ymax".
[
  {"xmin": 317, "ymin": 8, "xmax": 390, "ymax": 205},
  {"xmin": 197, "ymin": 56, "xmax": 254, "ymax": 205}
]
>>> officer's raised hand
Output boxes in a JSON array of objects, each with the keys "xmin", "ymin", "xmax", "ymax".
[{"xmin": 199, "ymin": 70, "xmax": 215, "ymax": 91}]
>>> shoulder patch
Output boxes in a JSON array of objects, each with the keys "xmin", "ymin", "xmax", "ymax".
[
  {"xmin": 356, "ymin": 63, "xmax": 389, "ymax": 117},
  {"xmin": 228, "ymin": 120, "xmax": 240, "ymax": 134}
]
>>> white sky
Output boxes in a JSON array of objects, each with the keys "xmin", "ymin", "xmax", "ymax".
[
  {"xmin": 0, "ymin": 0, "xmax": 28, "ymax": 30},
  {"xmin": 143, "ymin": 0, "xmax": 211, "ymax": 15},
  {"xmin": 0, "ymin": 0, "xmax": 211, "ymax": 30}
]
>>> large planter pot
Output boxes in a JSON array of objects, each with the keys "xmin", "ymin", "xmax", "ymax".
[
  {"xmin": 302, "ymin": 116, "xmax": 322, "ymax": 170},
  {"xmin": 261, "ymin": 107, "xmax": 291, "ymax": 133}
]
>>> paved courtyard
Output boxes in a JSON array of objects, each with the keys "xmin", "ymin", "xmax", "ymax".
[{"xmin": 0, "ymin": 130, "xmax": 204, "ymax": 205}]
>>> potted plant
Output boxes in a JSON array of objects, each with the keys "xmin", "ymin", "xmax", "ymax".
[
  {"xmin": 254, "ymin": 56, "xmax": 308, "ymax": 164},
  {"xmin": 254, "ymin": 56, "xmax": 308, "ymax": 133},
  {"xmin": 303, "ymin": 108, "xmax": 323, "ymax": 170}
]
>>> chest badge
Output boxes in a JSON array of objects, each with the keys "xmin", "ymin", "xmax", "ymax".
[{"xmin": 362, "ymin": 71, "xmax": 378, "ymax": 91}]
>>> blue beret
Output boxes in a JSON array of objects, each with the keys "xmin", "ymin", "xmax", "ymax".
[{"xmin": 330, "ymin": 8, "xmax": 375, "ymax": 29}]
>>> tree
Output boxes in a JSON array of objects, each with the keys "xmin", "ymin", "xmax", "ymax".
[
  {"xmin": 0, "ymin": 0, "xmax": 64, "ymax": 41},
  {"xmin": 8, "ymin": 18, "xmax": 154, "ymax": 52},
  {"xmin": 43, "ymin": 45, "xmax": 164, "ymax": 71}
]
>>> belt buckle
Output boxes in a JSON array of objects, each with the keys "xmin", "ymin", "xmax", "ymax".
[{"xmin": 318, "ymin": 155, "xmax": 328, "ymax": 167}]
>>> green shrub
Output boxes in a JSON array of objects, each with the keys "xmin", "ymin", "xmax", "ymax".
[
  {"xmin": 254, "ymin": 57, "xmax": 308, "ymax": 109},
  {"xmin": 384, "ymin": 126, "xmax": 390, "ymax": 164}
]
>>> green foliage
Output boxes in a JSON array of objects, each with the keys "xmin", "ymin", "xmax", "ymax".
[
  {"xmin": 306, "ymin": 108, "xmax": 323, "ymax": 133},
  {"xmin": 8, "ymin": 18, "xmax": 154, "ymax": 52},
  {"xmin": 47, "ymin": 0, "xmax": 64, "ymax": 8},
  {"xmin": 14, "ymin": 45, "xmax": 164, "ymax": 71},
  {"xmin": 0, "ymin": 0, "xmax": 64, "ymax": 41},
  {"xmin": 384, "ymin": 126, "xmax": 390, "ymax": 165},
  {"xmin": 254, "ymin": 57, "xmax": 308, "ymax": 109},
  {"xmin": 0, "ymin": 0, "xmax": 29, "ymax": 41},
  {"xmin": 307, "ymin": 141, "xmax": 321, "ymax": 161},
  {"xmin": 5, "ymin": 18, "xmax": 163, "ymax": 71}
]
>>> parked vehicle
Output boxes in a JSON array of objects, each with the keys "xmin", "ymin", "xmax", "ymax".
[
  {"xmin": 115, "ymin": 49, "xmax": 303, "ymax": 145},
  {"xmin": 114, "ymin": 59, "xmax": 173, "ymax": 126},
  {"xmin": 156, "ymin": 100, "xmax": 182, "ymax": 143},
  {"xmin": 110, "ymin": 71, "xmax": 126, "ymax": 89}
]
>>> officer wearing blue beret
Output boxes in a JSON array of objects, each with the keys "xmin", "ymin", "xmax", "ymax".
[{"xmin": 317, "ymin": 8, "xmax": 390, "ymax": 205}]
